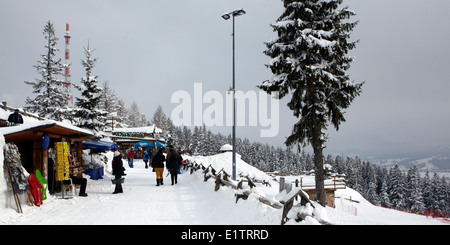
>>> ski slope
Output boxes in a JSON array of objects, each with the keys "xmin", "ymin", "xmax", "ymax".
[{"xmin": 0, "ymin": 153, "xmax": 446, "ymax": 225}]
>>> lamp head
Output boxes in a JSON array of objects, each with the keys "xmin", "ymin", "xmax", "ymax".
[
  {"xmin": 222, "ymin": 9, "xmax": 246, "ymax": 20},
  {"xmin": 233, "ymin": 9, "xmax": 246, "ymax": 17},
  {"xmin": 222, "ymin": 13, "xmax": 231, "ymax": 20}
]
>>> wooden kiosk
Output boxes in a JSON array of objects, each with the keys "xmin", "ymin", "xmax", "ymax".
[{"xmin": 1, "ymin": 120, "xmax": 93, "ymax": 184}]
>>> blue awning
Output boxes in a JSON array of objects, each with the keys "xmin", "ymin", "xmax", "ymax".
[
  {"xmin": 82, "ymin": 141, "xmax": 118, "ymax": 152},
  {"xmin": 155, "ymin": 141, "xmax": 166, "ymax": 148},
  {"xmin": 133, "ymin": 141, "xmax": 154, "ymax": 148}
]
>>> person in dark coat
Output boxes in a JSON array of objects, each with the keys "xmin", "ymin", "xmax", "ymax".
[
  {"xmin": 151, "ymin": 148, "xmax": 165, "ymax": 186},
  {"xmin": 68, "ymin": 161, "xmax": 88, "ymax": 197},
  {"xmin": 8, "ymin": 109, "xmax": 23, "ymax": 124},
  {"xmin": 166, "ymin": 145, "xmax": 182, "ymax": 185},
  {"xmin": 62, "ymin": 153, "xmax": 87, "ymax": 197},
  {"xmin": 112, "ymin": 151, "xmax": 125, "ymax": 194}
]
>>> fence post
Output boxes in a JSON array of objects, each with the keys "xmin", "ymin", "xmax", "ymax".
[
  {"xmin": 333, "ymin": 175, "xmax": 336, "ymax": 190},
  {"xmin": 279, "ymin": 177, "xmax": 285, "ymax": 193}
]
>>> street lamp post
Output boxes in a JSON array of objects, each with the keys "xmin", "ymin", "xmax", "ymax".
[{"xmin": 222, "ymin": 9, "xmax": 246, "ymax": 181}]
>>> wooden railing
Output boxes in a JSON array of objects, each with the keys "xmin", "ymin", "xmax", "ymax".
[
  {"xmin": 183, "ymin": 159, "xmax": 332, "ymax": 225},
  {"xmin": 0, "ymin": 120, "xmax": 18, "ymax": 127},
  {"xmin": 267, "ymin": 172, "xmax": 346, "ymax": 190}
]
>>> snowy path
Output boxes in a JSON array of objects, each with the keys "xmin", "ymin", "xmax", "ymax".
[
  {"xmin": 2, "ymin": 158, "xmax": 445, "ymax": 225},
  {"xmin": 6, "ymin": 159, "xmax": 280, "ymax": 225},
  {"xmin": 7, "ymin": 160, "xmax": 223, "ymax": 224}
]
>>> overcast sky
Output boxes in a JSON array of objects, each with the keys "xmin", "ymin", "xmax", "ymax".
[{"xmin": 1, "ymin": 0, "xmax": 450, "ymax": 157}]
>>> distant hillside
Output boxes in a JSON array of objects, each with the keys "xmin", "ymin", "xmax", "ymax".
[{"xmin": 369, "ymin": 149, "xmax": 450, "ymax": 177}]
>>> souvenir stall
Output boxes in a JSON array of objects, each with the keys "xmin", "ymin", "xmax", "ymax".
[
  {"xmin": 82, "ymin": 141, "xmax": 118, "ymax": 180},
  {"xmin": 108, "ymin": 125, "xmax": 166, "ymax": 159},
  {"xmin": 1, "ymin": 121, "xmax": 93, "ymax": 200}
]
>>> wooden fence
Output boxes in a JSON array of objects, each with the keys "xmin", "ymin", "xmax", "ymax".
[
  {"xmin": 267, "ymin": 172, "xmax": 347, "ymax": 191},
  {"xmin": 183, "ymin": 159, "xmax": 332, "ymax": 225}
]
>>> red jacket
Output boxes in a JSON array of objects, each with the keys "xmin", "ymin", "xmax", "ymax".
[{"xmin": 127, "ymin": 150, "xmax": 134, "ymax": 158}]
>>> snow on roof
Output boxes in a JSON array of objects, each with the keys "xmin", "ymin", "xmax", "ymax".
[
  {"xmin": 220, "ymin": 144, "xmax": 233, "ymax": 152},
  {"xmin": 0, "ymin": 107, "xmax": 9, "ymax": 121},
  {"xmin": 0, "ymin": 119, "xmax": 94, "ymax": 136},
  {"xmin": 112, "ymin": 125, "xmax": 162, "ymax": 134},
  {"xmin": 0, "ymin": 106, "xmax": 41, "ymax": 123}
]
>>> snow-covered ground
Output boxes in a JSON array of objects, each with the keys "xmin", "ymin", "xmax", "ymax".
[{"xmin": 1, "ymin": 152, "xmax": 446, "ymax": 225}]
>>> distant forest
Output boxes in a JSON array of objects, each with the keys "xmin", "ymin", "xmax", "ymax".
[{"xmin": 168, "ymin": 124, "xmax": 450, "ymax": 217}]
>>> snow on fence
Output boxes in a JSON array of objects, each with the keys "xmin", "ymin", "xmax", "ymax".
[
  {"xmin": 183, "ymin": 159, "xmax": 332, "ymax": 225},
  {"xmin": 267, "ymin": 172, "xmax": 347, "ymax": 191},
  {"xmin": 0, "ymin": 121, "xmax": 20, "ymax": 127}
]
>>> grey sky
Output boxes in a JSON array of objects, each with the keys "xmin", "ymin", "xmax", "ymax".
[{"xmin": 1, "ymin": 0, "xmax": 450, "ymax": 157}]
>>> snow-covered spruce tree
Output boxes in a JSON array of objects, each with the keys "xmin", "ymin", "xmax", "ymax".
[
  {"xmin": 24, "ymin": 21, "xmax": 70, "ymax": 121},
  {"xmin": 116, "ymin": 99, "xmax": 129, "ymax": 127},
  {"xmin": 406, "ymin": 165, "xmax": 425, "ymax": 213},
  {"xmin": 99, "ymin": 81, "xmax": 119, "ymax": 126},
  {"xmin": 388, "ymin": 165, "xmax": 407, "ymax": 210},
  {"xmin": 127, "ymin": 101, "xmax": 143, "ymax": 127},
  {"xmin": 421, "ymin": 170, "xmax": 433, "ymax": 211},
  {"xmin": 152, "ymin": 104, "xmax": 170, "ymax": 133},
  {"xmin": 74, "ymin": 43, "xmax": 106, "ymax": 132},
  {"xmin": 260, "ymin": 0, "xmax": 363, "ymax": 206}
]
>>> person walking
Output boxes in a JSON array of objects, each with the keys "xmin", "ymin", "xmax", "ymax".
[
  {"xmin": 166, "ymin": 145, "xmax": 182, "ymax": 185},
  {"xmin": 112, "ymin": 151, "xmax": 125, "ymax": 194},
  {"xmin": 127, "ymin": 148, "xmax": 135, "ymax": 168},
  {"xmin": 143, "ymin": 151, "xmax": 150, "ymax": 169},
  {"xmin": 151, "ymin": 148, "xmax": 165, "ymax": 186}
]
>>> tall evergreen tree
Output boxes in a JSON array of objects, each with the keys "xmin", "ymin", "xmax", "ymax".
[
  {"xmin": 24, "ymin": 21, "xmax": 70, "ymax": 121},
  {"xmin": 430, "ymin": 173, "xmax": 442, "ymax": 211},
  {"xmin": 99, "ymin": 81, "xmax": 119, "ymax": 127},
  {"xmin": 439, "ymin": 177, "xmax": 450, "ymax": 214},
  {"xmin": 388, "ymin": 165, "xmax": 406, "ymax": 210},
  {"xmin": 74, "ymin": 43, "xmax": 106, "ymax": 131},
  {"xmin": 182, "ymin": 126, "xmax": 193, "ymax": 152},
  {"xmin": 127, "ymin": 101, "xmax": 146, "ymax": 127},
  {"xmin": 379, "ymin": 177, "xmax": 391, "ymax": 207},
  {"xmin": 152, "ymin": 105, "xmax": 170, "ymax": 139},
  {"xmin": 406, "ymin": 166, "xmax": 425, "ymax": 213},
  {"xmin": 260, "ymin": 0, "xmax": 363, "ymax": 206},
  {"xmin": 116, "ymin": 99, "xmax": 128, "ymax": 127},
  {"xmin": 421, "ymin": 170, "xmax": 433, "ymax": 211}
]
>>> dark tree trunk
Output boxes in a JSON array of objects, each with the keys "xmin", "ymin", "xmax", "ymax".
[{"xmin": 313, "ymin": 127, "xmax": 326, "ymax": 207}]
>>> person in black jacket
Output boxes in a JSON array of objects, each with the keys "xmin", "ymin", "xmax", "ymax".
[
  {"xmin": 166, "ymin": 145, "xmax": 182, "ymax": 185},
  {"xmin": 151, "ymin": 148, "xmax": 165, "ymax": 186},
  {"xmin": 112, "ymin": 151, "xmax": 125, "ymax": 194},
  {"xmin": 8, "ymin": 109, "xmax": 23, "ymax": 124}
]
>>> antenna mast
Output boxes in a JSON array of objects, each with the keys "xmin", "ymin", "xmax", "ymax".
[{"xmin": 64, "ymin": 23, "xmax": 73, "ymax": 106}]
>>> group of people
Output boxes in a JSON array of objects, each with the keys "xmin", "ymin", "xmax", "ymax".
[{"xmin": 111, "ymin": 145, "xmax": 184, "ymax": 194}]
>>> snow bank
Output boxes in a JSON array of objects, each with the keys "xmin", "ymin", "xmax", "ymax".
[
  {"xmin": 182, "ymin": 172, "xmax": 281, "ymax": 225},
  {"xmin": 184, "ymin": 152, "xmax": 329, "ymax": 225},
  {"xmin": 335, "ymin": 186, "xmax": 371, "ymax": 205},
  {"xmin": 184, "ymin": 152, "xmax": 274, "ymax": 184}
]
